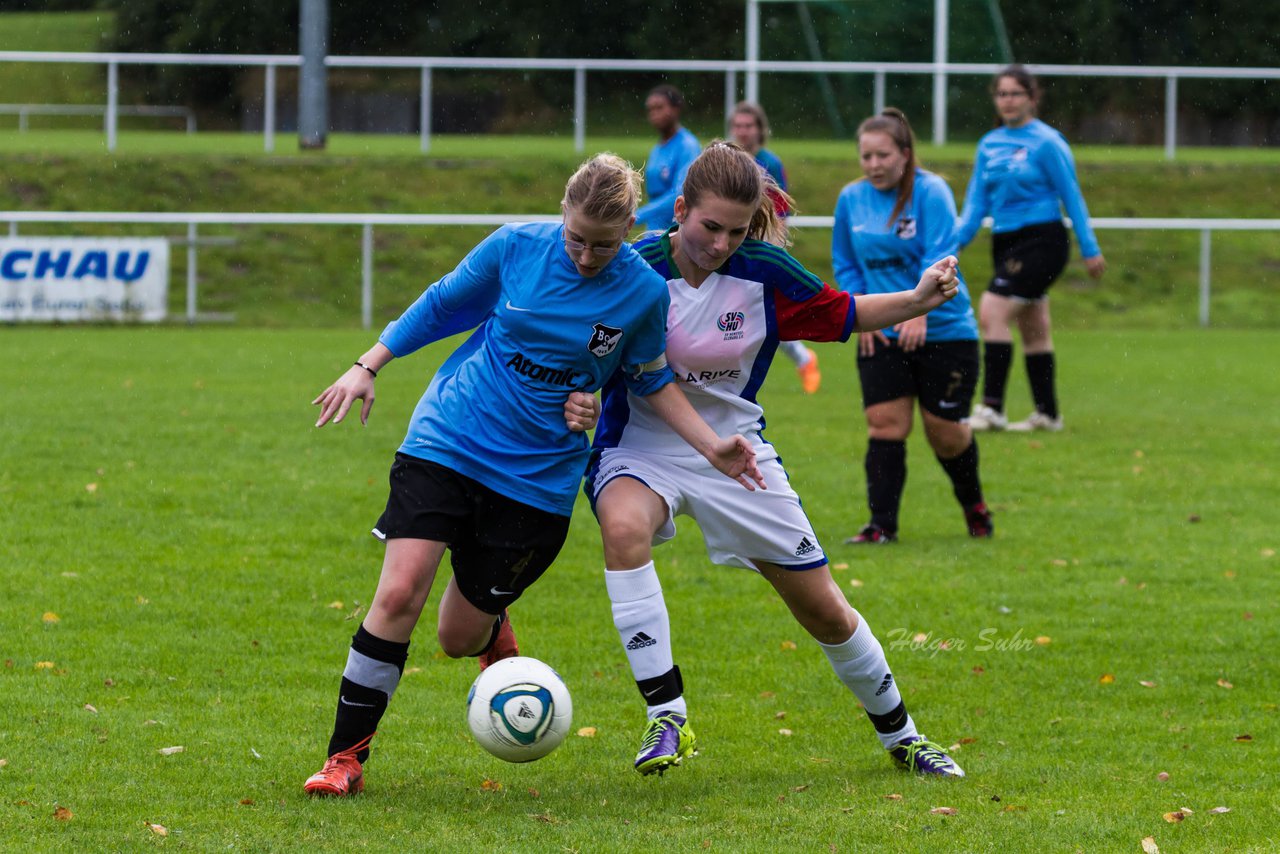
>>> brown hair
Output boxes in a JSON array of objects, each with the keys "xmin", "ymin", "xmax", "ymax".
[
  {"xmin": 856, "ymin": 107, "xmax": 918, "ymax": 227},
  {"xmin": 991, "ymin": 64, "xmax": 1040, "ymax": 125},
  {"xmin": 680, "ymin": 140, "xmax": 794, "ymax": 247},
  {"xmin": 561, "ymin": 153, "xmax": 643, "ymax": 226},
  {"xmin": 730, "ymin": 101, "xmax": 771, "ymax": 146}
]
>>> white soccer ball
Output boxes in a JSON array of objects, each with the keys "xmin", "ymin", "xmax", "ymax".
[{"xmin": 466, "ymin": 656, "xmax": 572, "ymax": 762}]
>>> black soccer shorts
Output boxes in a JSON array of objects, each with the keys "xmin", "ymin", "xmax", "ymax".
[
  {"xmin": 856, "ymin": 338, "xmax": 979, "ymax": 421},
  {"xmin": 987, "ymin": 220, "xmax": 1070, "ymax": 301},
  {"xmin": 373, "ymin": 454, "xmax": 571, "ymax": 614}
]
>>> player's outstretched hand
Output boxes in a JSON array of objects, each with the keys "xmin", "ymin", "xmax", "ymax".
[
  {"xmin": 313, "ymin": 365, "xmax": 376, "ymax": 427},
  {"xmin": 1084, "ymin": 254, "xmax": 1107, "ymax": 279},
  {"xmin": 911, "ymin": 255, "xmax": 960, "ymax": 312},
  {"xmin": 564, "ymin": 391, "xmax": 601, "ymax": 433},
  {"xmin": 708, "ymin": 434, "xmax": 767, "ymax": 492}
]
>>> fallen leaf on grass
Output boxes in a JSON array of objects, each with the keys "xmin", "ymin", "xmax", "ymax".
[
  {"xmin": 85, "ymin": 483, "xmax": 98, "ymax": 493},
  {"xmin": 527, "ymin": 788, "xmax": 540, "ymax": 798},
  {"xmin": 1162, "ymin": 811, "xmax": 1185, "ymax": 823},
  {"xmin": 1261, "ymin": 548, "xmax": 1275, "ymax": 558},
  {"xmin": 1208, "ymin": 806, "xmax": 1231, "ymax": 814},
  {"xmin": 53, "ymin": 806, "xmax": 73, "ymax": 821},
  {"xmin": 145, "ymin": 822, "xmax": 168, "ymax": 836},
  {"xmin": 404, "ymin": 667, "xmax": 422, "ymax": 675},
  {"xmin": 849, "ymin": 578, "xmax": 864, "ymax": 588},
  {"xmin": 930, "ymin": 806, "xmax": 957, "ymax": 815},
  {"xmin": 239, "ymin": 799, "xmax": 255, "ymax": 805},
  {"xmin": 1187, "ymin": 513, "xmax": 1200, "ymax": 522},
  {"xmin": 793, "ymin": 785, "xmax": 809, "ymax": 792},
  {"xmin": 759, "ymin": 691, "xmax": 775, "ymax": 699},
  {"xmin": 775, "ymin": 711, "xmax": 787, "ymax": 720},
  {"xmin": 958, "ymin": 737, "xmax": 977, "ymax": 745},
  {"xmin": 1051, "ymin": 559, "xmax": 1068, "ymax": 567},
  {"xmin": 912, "ymin": 632, "xmax": 929, "ymax": 643},
  {"xmin": 1002, "ymin": 804, "xmax": 1027, "ymax": 812},
  {"xmin": 1141, "ymin": 837, "xmax": 1159, "ymax": 854},
  {"xmin": 530, "ymin": 812, "xmax": 559, "ymax": 823},
  {"xmin": 0, "ymin": 759, "xmax": 7, "ymax": 768},
  {"xmin": 780, "ymin": 640, "xmax": 797, "ymax": 651},
  {"xmin": 832, "ymin": 562, "xmax": 849, "ymax": 570},
  {"xmin": 34, "ymin": 661, "xmax": 56, "ymax": 670},
  {"xmin": 480, "ymin": 778, "xmax": 502, "ymax": 792},
  {"xmin": 778, "ymin": 728, "xmax": 793, "ymax": 736},
  {"xmin": 576, "ymin": 727, "xmax": 597, "ymax": 738},
  {"xmin": 1235, "ymin": 734, "xmax": 1252, "ymax": 742},
  {"xmin": 1099, "ymin": 674, "xmax": 1115, "ymax": 684},
  {"xmin": 158, "ymin": 746, "xmax": 184, "ymax": 756},
  {"xmin": 1156, "ymin": 771, "xmax": 1170, "ymax": 782},
  {"xmin": 701, "ymin": 841, "xmax": 711, "ymax": 850},
  {"xmin": 1027, "ymin": 440, "xmax": 1043, "ymax": 450},
  {"xmin": 883, "ymin": 793, "xmax": 903, "ymax": 800},
  {"xmin": 83, "ymin": 704, "xmax": 97, "ymax": 714},
  {"xmin": 1223, "ymin": 570, "xmax": 1236, "ymax": 579},
  {"xmin": 1217, "ymin": 678, "xmax": 1233, "ymax": 689},
  {"xmin": 1140, "ymin": 680, "xmax": 1157, "ymax": 688},
  {"xmin": 135, "ymin": 596, "xmax": 149, "ymax": 606},
  {"xmin": 327, "ymin": 601, "xmax": 344, "ymax": 610},
  {"xmin": 1035, "ymin": 636, "xmax": 1051, "ymax": 646},
  {"xmin": 972, "ymin": 666, "xmax": 985, "ymax": 675},
  {"xmin": 42, "ymin": 612, "xmax": 59, "ymax": 624},
  {"xmin": 1243, "ymin": 612, "xmax": 1253, "ymax": 620}
]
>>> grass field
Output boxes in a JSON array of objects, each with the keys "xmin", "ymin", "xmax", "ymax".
[
  {"xmin": 0, "ymin": 13, "xmax": 113, "ymax": 114},
  {"xmin": 1, "ymin": 327, "xmax": 1276, "ymax": 851}
]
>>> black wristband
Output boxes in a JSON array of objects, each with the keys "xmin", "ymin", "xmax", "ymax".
[{"xmin": 354, "ymin": 361, "xmax": 378, "ymax": 378}]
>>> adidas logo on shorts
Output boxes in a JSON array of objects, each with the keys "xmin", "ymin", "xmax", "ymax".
[
  {"xmin": 875, "ymin": 673, "xmax": 895, "ymax": 697},
  {"xmin": 794, "ymin": 537, "xmax": 816, "ymax": 557},
  {"xmin": 626, "ymin": 632, "xmax": 658, "ymax": 650}
]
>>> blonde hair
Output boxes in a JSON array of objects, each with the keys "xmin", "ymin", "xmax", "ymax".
[
  {"xmin": 562, "ymin": 153, "xmax": 643, "ymax": 226},
  {"xmin": 681, "ymin": 140, "xmax": 794, "ymax": 247}
]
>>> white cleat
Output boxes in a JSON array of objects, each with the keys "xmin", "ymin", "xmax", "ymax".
[
  {"xmin": 1006, "ymin": 411, "xmax": 1064, "ymax": 432},
  {"xmin": 967, "ymin": 404, "xmax": 1008, "ymax": 431}
]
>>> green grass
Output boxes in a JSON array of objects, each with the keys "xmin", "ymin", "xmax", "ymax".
[
  {"xmin": 0, "ymin": 13, "xmax": 113, "ymax": 115},
  {"xmin": 4, "ymin": 132, "xmax": 1280, "ymax": 330},
  {"xmin": 1, "ymin": 327, "xmax": 1277, "ymax": 851}
]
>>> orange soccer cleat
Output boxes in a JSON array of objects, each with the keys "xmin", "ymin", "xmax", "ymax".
[
  {"xmin": 797, "ymin": 350, "xmax": 821, "ymax": 394},
  {"xmin": 478, "ymin": 610, "xmax": 519, "ymax": 670},
  {"xmin": 303, "ymin": 734, "xmax": 372, "ymax": 797}
]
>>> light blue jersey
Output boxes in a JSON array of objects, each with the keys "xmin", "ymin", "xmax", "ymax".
[
  {"xmin": 956, "ymin": 118, "xmax": 1100, "ymax": 258},
  {"xmin": 379, "ymin": 222, "xmax": 674, "ymax": 516},
  {"xmin": 636, "ymin": 127, "xmax": 701, "ymax": 229},
  {"xmin": 754, "ymin": 148, "xmax": 788, "ymax": 192},
  {"xmin": 832, "ymin": 169, "xmax": 977, "ymax": 342}
]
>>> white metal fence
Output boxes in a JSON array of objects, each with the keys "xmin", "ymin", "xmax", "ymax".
[
  {"xmin": 0, "ymin": 103, "xmax": 196, "ymax": 133},
  {"xmin": 2, "ymin": 50, "xmax": 1279, "ymax": 158},
  {"xmin": 4, "ymin": 211, "xmax": 1272, "ymax": 329}
]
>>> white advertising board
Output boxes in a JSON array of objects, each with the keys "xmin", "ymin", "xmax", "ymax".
[{"xmin": 0, "ymin": 237, "xmax": 170, "ymax": 322}]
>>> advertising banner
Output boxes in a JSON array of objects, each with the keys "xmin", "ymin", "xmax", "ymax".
[{"xmin": 0, "ymin": 237, "xmax": 170, "ymax": 322}]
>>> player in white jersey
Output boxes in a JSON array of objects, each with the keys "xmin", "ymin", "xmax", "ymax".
[{"xmin": 586, "ymin": 141, "xmax": 966, "ymax": 778}]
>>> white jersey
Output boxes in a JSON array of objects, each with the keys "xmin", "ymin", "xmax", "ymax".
[{"xmin": 592, "ymin": 230, "xmax": 856, "ymax": 464}]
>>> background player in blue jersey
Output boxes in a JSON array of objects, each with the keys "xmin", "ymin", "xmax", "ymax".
[
  {"xmin": 302, "ymin": 154, "xmax": 763, "ymax": 798},
  {"xmin": 833, "ymin": 109, "xmax": 992, "ymax": 544},
  {"xmin": 957, "ymin": 65, "xmax": 1107, "ymax": 433},
  {"xmin": 587, "ymin": 141, "xmax": 966, "ymax": 779},
  {"xmin": 635, "ymin": 85, "xmax": 702, "ymax": 230},
  {"xmin": 730, "ymin": 100, "xmax": 822, "ymax": 395}
]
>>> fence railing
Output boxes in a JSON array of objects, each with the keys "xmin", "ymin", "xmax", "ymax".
[
  {"xmin": 2, "ymin": 50, "xmax": 1279, "ymax": 158},
  {"xmin": 4, "ymin": 211, "xmax": 1273, "ymax": 329},
  {"xmin": 0, "ymin": 103, "xmax": 196, "ymax": 133}
]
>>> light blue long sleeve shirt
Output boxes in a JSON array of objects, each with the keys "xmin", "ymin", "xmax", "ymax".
[
  {"xmin": 956, "ymin": 119, "xmax": 1101, "ymax": 259},
  {"xmin": 831, "ymin": 169, "xmax": 977, "ymax": 342},
  {"xmin": 636, "ymin": 127, "xmax": 701, "ymax": 229}
]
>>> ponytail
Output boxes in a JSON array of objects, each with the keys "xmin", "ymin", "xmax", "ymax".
[{"xmin": 856, "ymin": 107, "xmax": 918, "ymax": 227}]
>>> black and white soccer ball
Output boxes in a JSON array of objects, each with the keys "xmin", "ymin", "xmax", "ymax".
[{"xmin": 466, "ymin": 656, "xmax": 572, "ymax": 762}]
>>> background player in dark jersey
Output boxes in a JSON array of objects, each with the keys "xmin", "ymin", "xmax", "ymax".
[
  {"xmin": 636, "ymin": 85, "xmax": 701, "ymax": 230},
  {"xmin": 588, "ymin": 141, "xmax": 966, "ymax": 779},
  {"xmin": 729, "ymin": 100, "xmax": 822, "ymax": 394},
  {"xmin": 957, "ymin": 65, "xmax": 1106, "ymax": 433},
  {"xmin": 833, "ymin": 109, "xmax": 992, "ymax": 544},
  {"xmin": 303, "ymin": 154, "xmax": 762, "ymax": 798}
]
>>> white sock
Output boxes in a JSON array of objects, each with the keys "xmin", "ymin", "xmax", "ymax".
[
  {"xmin": 780, "ymin": 340, "xmax": 810, "ymax": 367},
  {"xmin": 819, "ymin": 612, "xmax": 920, "ymax": 749},
  {"xmin": 604, "ymin": 562, "xmax": 686, "ymax": 719}
]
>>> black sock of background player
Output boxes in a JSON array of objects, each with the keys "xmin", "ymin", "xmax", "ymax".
[
  {"xmin": 981, "ymin": 342, "xmax": 1014, "ymax": 411},
  {"xmin": 1025, "ymin": 352, "xmax": 1059, "ymax": 419},
  {"xmin": 865, "ymin": 438, "xmax": 906, "ymax": 533},
  {"xmin": 327, "ymin": 623, "xmax": 409, "ymax": 762},
  {"xmin": 936, "ymin": 439, "xmax": 983, "ymax": 507}
]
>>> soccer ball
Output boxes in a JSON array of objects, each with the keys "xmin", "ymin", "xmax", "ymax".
[{"xmin": 466, "ymin": 656, "xmax": 572, "ymax": 762}]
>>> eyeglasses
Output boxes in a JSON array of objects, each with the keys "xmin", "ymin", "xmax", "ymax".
[
  {"xmin": 564, "ymin": 236, "xmax": 623, "ymax": 257},
  {"xmin": 995, "ymin": 90, "xmax": 1029, "ymax": 99}
]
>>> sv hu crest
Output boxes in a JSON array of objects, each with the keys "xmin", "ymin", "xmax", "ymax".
[{"xmin": 587, "ymin": 322, "xmax": 624, "ymax": 358}]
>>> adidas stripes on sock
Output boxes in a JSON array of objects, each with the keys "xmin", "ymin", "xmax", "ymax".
[
  {"xmin": 819, "ymin": 613, "xmax": 919, "ymax": 749},
  {"xmin": 328, "ymin": 623, "xmax": 409, "ymax": 762},
  {"xmin": 982, "ymin": 341, "xmax": 1014, "ymax": 411},
  {"xmin": 605, "ymin": 562, "xmax": 687, "ymax": 719}
]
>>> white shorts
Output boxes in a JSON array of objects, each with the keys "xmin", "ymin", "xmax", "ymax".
[{"xmin": 587, "ymin": 448, "xmax": 827, "ymax": 572}]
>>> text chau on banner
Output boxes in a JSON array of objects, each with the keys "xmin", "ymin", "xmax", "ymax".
[{"xmin": 1, "ymin": 237, "xmax": 170, "ymax": 322}]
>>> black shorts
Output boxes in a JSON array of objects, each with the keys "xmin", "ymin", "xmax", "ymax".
[
  {"xmin": 988, "ymin": 220, "xmax": 1070, "ymax": 301},
  {"xmin": 857, "ymin": 339, "xmax": 979, "ymax": 421},
  {"xmin": 373, "ymin": 454, "xmax": 571, "ymax": 614}
]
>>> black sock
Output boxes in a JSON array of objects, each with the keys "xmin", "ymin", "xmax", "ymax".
[
  {"xmin": 982, "ymin": 342, "xmax": 1014, "ymax": 411},
  {"xmin": 937, "ymin": 439, "xmax": 983, "ymax": 508},
  {"xmin": 865, "ymin": 438, "xmax": 906, "ymax": 533},
  {"xmin": 1025, "ymin": 352, "xmax": 1058, "ymax": 418},
  {"xmin": 327, "ymin": 623, "xmax": 410, "ymax": 762}
]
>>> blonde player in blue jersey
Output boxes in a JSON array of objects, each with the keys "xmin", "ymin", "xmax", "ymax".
[
  {"xmin": 302, "ymin": 153, "xmax": 763, "ymax": 798},
  {"xmin": 958, "ymin": 65, "xmax": 1106, "ymax": 433},
  {"xmin": 729, "ymin": 100, "xmax": 822, "ymax": 395},
  {"xmin": 586, "ymin": 141, "xmax": 965, "ymax": 778},
  {"xmin": 833, "ymin": 108, "xmax": 992, "ymax": 544}
]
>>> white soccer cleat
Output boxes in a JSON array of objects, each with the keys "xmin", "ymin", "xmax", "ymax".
[
  {"xmin": 1006, "ymin": 411, "xmax": 1064, "ymax": 432},
  {"xmin": 967, "ymin": 404, "xmax": 1007, "ymax": 431}
]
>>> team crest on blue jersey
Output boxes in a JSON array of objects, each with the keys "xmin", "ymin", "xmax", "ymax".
[
  {"xmin": 717, "ymin": 310, "xmax": 746, "ymax": 341},
  {"xmin": 587, "ymin": 322, "xmax": 623, "ymax": 357},
  {"xmin": 1012, "ymin": 147, "xmax": 1029, "ymax": 162},
  {"xmin": 895, "ymin": 216, "xmax": 917, "ymax": 240}
]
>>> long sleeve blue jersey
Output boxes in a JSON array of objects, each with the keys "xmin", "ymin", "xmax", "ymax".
[
  {"xmin": 636, "ymin": 127, "xmax": 701, "ymax": 229},
  {"xmin": 955, "ymin": 118, "xmax": 1101, "ymax": 259},
  {"xmin": 378, "ymin": 222, "xmax": 674, "ymax": 516},
  {"xmin": 831, "ymin": 169, "xmax": 977, "ymax": 342}
]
